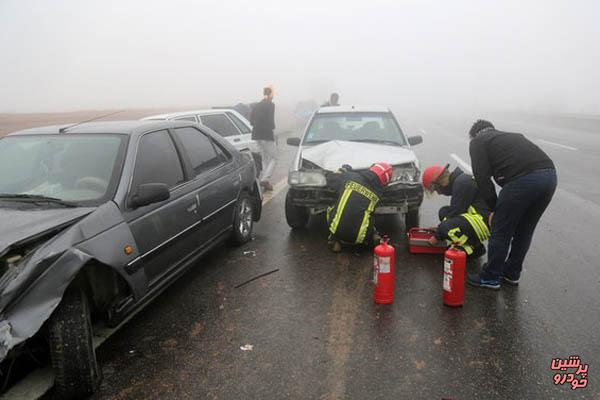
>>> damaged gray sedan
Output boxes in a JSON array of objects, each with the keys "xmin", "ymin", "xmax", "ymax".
[{"xmin": 0, "ymin": 120, "xmax": 261, "ymax": 397}]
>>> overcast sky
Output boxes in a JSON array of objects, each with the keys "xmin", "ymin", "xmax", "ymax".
[{"xmin": 1, "ymin": 0, "xmax": 599, "ymax": 114}]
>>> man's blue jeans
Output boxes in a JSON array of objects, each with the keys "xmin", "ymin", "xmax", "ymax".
[{"xmin": 482, "ymin": 169, "xmax": 557, "ymax": 281}]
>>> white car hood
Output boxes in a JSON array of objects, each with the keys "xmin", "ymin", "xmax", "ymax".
[{"xmin": 301, "ymin": 140, "xmax": 416, "ymax": 171}]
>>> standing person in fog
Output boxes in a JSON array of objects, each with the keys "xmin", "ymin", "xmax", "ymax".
[
  {"xmin": 467, "ymin": 120, "xmax": 557, "ymax": 289},
  {"xmin": 322, "ymin": 92, "xmax": 340, "ymax": 107},
  {"xmin": 251, "ymin": 86, "xmax": 277, "ymax": 191}
]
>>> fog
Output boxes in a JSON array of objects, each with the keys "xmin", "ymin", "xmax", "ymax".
[{"xmin": 1, "ymin": 0, "xmax": 599, "ymax": 115}]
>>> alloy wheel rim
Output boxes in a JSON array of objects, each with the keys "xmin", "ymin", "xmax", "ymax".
[{"xmin": 239, "ymin": 199, "xmax": 253, "ymax": 237}]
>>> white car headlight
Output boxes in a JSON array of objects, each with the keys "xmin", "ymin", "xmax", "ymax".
[
  {"xmin": 391, "ymin": 163, "xmax": 420, "ymax": 183},
  {"xmin": 288, "ymin": 171, "xmax": 327, "ymax": 187}
]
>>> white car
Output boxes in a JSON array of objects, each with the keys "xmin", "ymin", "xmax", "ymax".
[
  {"xmin": 143, "ymin": 109, "xmax": 261, "ymax": 175},
  {"xmin": 285, "ymin": 105, "xmax": 424, "ymax": 229}
]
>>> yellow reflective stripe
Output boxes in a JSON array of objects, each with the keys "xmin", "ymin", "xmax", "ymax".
[
  {"xmin": 471, "ymin": 213, "xmax": 490, "ymax": 240},
  {"xmin": 448, "ymin": 227, "xmax": 468, "ymax": 245},
  {"xmin": 462, "ymin": 244, "xmax": 474, "ymax": 255},
  {"xmin": 474, "ymin": 214, "xmax": 490, "ymax": 239},
  {"xmin": 344, "ymin": 181, "xmax": 380, "ymax": 203},
  {"xmin": 463, "ymin": 206, "xmax": 491, "ymax": 241},
  {"xmin": 462, "ymin": 213, "xmax": 484, "ymax": 241},
  {"xmin": 329, "ymin": 187, "xmax": 353, "ymax": 235},
  {"xmin": 467, "ymin": 214, "xmax": 488, "ymax": 242},
  {"xmin": 356, "ymin": 197, "xmax": 378, "ymax": 244},
  {"xmin": 356, "ymin": 212, "xmax": 370, "ymax": 244}
]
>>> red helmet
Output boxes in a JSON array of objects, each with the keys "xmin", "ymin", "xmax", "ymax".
[
  {"xmin": 370, "ymin": 162, "xmax": 393, "ymax": 186},
  {"xmin": 422, "ymin": 164, "xmax": 447, "ymax": 191}
]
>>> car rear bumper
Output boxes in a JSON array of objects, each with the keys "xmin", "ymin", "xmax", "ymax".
[{"xmin": 288, "ymin": 183, "xmax": 423, "ymax": 214}]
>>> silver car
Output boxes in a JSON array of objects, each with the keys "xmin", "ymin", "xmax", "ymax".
[
  {"xmin": 143, "ymin": 109, "xmax": 262, "ymax": 176},
  {"xmin": 285, "ymin": 106, "xmax": 424, "ymax": 230}
]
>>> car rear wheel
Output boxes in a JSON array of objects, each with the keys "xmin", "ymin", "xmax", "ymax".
[
  {"xmin": 405, "ymin": 208, "xmax": 420, "ymax": 230},
  {"xmin": 48, "ymin": 284, "xmax": 101, "ymax": 399},
  {"xmin": 285, "ymin": 191, "xmax": 309, "ymax": 229},
  {"xmin": 231, "ymin": 193, "xmax": 254, "ymax": 245}
]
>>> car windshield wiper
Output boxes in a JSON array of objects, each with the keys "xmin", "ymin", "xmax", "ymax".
[
  {"xmin": 350, "ymin": 139, "xmax": 405, "ymax": 146},
  {"xmin": 0, "ymin": 193, "xmax": 77, "ymax": 207}
]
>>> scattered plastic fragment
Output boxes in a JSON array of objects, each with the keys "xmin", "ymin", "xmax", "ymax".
[
  {"xmin": 240, "ymin": 344, "xmax": 254, "ymax": 351},
  {"xmin": 243, "ymin": 250, "xmax": 256, "ymax": 257}
]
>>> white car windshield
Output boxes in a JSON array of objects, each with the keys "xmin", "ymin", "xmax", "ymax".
[
  {"xmin": 0, "ymin": 134, "xmax": 125, "ymax": 204},
  {"xmin": 304, "ymin": 112, "xmax": 406, "ymax": 146}
]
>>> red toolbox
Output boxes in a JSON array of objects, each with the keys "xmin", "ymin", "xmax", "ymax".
[{"xmin": 407, "ymin": 228, "xmax": 447, "ymax": 254}]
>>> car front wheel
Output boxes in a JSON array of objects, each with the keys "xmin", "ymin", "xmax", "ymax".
[
  {"xmin": 48, "ymin": 284, "xmax": 101, "ymax": 399},
  {"xmin": 231, "ymin": 193, "xmax": 254, "ymax": 245},
  {"xmin": 285, "ymin": 191, "xmax": 309, "ymax": 229}
]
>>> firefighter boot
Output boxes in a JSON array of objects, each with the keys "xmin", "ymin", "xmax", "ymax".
[{"xmin": 328, "ymin": 240, "xmax": 342, "ymax": 253}]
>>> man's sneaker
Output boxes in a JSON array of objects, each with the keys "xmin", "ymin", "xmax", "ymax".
[
  {"xmin": 467, "ymin": 273, "xmax": 500, "ymax": 290},
  {"xmin": 502, "ymin": 275, "xmax": 520, "ymax": 286}
]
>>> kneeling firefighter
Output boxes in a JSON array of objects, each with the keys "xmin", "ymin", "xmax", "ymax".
[
  {"xmin": 327, "ymin": 162, "xmax": 392, "ymax": 252},
  {"xmin": 422, "ymin": 164, "xmax": 490, "ymax": 257}
]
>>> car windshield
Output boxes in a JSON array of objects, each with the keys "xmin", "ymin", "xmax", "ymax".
[
  {"xmin": 0, "ymin": 134, "xmax": 126, "ymax": 205},
  {"xmin": 304, "ymin": 112, "xmax": 406, "ymax": 146}
]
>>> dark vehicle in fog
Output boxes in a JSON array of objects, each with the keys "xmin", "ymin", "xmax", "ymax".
[{"xmin": 0, "ymin": 120, "xmax": 261, "ymax": 397}]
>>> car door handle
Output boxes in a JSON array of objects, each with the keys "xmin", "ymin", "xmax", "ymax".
[
  {"xmin": 187, "ymin": 202, "xmax": 198, "ymax": 213},
  {"xmin": 233, "ymin": 138, "xmax": 241, "ymax": 142}
]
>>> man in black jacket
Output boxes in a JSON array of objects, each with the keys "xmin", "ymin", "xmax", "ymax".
[
  {"xmin": 250, "ymin": 86, "xmax": 277, "ymax": 191},
  {"xmin": 467, "ymin": 120, "xmax": 557, "ymax": 289},
  {"xmin": 422, "ymin": 164, "xmax": 490, "ymax": 257}
]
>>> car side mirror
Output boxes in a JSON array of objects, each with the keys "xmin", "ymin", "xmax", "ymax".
[
  {"xmin": 408, "ymin": 135, "xmax": 423, "ymax": 146},
  {"xmin": 129, "ymin": 183, "xmax": 170, "ymax": 208},
  {"xmin": 287, "ymin": 137, "xmax": 301, "ymax": 146}
]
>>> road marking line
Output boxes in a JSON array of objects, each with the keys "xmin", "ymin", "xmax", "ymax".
[
  {"xmin": 536, "ymin": 139, "xmax": 577, "ymax": 151},
  {"xmin": 262, "ymin": 178, "xmax": 288, "ymax": 205},
  {"xmin": 450, "ymin": 153, "xmax": 473, "ymax": 174}
]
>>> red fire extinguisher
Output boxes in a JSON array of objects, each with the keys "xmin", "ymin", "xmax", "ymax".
[
  {"xmin": 374, "ymin": 236, "xmax": 395, "ymax": 304},
  {"xmin": 443, "ymin": 246, "xmax": 466, "ymax": 307}
]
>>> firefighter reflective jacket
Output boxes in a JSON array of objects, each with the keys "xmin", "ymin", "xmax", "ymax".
[
  {"xmin": 327, "ymin": 170, "xmax": 383, "ymax": 244},
  {"xmin": 436, "ymin": 168, "xmax": 491, "ymax": 254}
]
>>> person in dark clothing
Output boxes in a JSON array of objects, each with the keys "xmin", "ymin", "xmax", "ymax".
[
  {"xmin": 467, "ymin": 119, "xmax": 557, "ymax": 289},
  {"xmin": 327, "ymin": 162, "xmax": 392, "ymax": 252},
  {"xmin": 322, "ymin": 92, "xmax": 340, "ymax": 107},
  {"xmin": 422, "ymin": 164, "xmax": 490, "ymax": 257},
  {"xmin": 250, "ymin": 86, "xmax": 277, "ymax": 191}
]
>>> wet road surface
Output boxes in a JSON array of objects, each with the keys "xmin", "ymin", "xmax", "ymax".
[{"xmin": 8, "ymin": 112, "xmax": 599, "ymax": 399}]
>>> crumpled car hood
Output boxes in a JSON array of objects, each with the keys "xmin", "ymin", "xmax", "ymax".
[
  {"xmin": 0, "ymin": 207, "xmax": 96, "ymax": 257},
  {"xmin": 301, "ymin": 140, "xmax": 417, "ymax": 171}
]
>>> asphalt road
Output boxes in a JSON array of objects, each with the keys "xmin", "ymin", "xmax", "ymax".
[{"xmin": 6, "ymin": 112, "xmax": 599, "ymax": 399}]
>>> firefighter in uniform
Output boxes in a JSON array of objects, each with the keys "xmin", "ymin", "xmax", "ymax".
[
  {"xmin": 327, "ymin": 162, "xmax": 392, "ymax": 252},
  {"xmin": 422, "ymin": 164, "xmax": 490, "ymax": 257}
]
